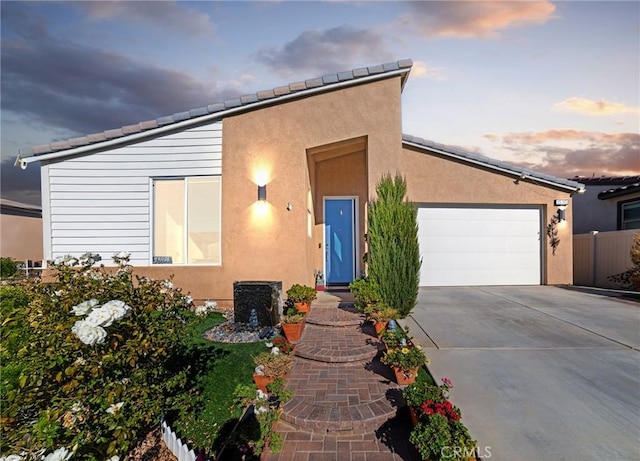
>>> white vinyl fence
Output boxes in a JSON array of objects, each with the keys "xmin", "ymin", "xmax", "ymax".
[
  {"xmin": 161, "ymin": 419, "xmax": 206, "ymax": 461},
  {"xmin": 573, "ymin": 230, "xmax": 638, "ymax": 288}
]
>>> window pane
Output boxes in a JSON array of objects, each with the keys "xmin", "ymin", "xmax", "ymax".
[
  {"xmin": 622, "ymin": 201, "xmax": 640, "ymax": 230},
  {"xmin": 187, "ymin": 177, "xmax": 221, "ymax": 264},
  {"xmin": 154, "ymin": 180, "xmax": 185, "ymax": 264}
]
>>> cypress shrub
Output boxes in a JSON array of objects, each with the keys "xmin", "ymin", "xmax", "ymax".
[{"xmin": 367, "ymin": 173, "xmax": 421, "ymax": 318}]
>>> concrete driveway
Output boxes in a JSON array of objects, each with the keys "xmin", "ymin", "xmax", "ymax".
[{"xmin": 403, "ymin": 286, "xmax": 640, "ymax": 461}]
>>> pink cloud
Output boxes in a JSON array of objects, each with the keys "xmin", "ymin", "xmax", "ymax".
[
  {"xmin": 402, "ymin": 1, "xmax": 557, "ymax": 39},
  {"xmin": 552, "ymin": 97, "xmax": 640, "ymax": 116},
  {"xmin": 484, "ymin": 130, "xmax": 640, "ymax": 177},
  {"xmin": 73, "ymin": 1, "xmax": 215, "ymax": 37}
]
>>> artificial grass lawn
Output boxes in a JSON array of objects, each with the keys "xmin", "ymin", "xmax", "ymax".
[{"xmin": 172, "ymin": 313, "xmax": 269, "ymax": 450}]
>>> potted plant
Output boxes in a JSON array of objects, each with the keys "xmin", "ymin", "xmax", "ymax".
[
  {"xmin": 349, "ymin": 276, "xmax": 381, "ymax": 310},
  {"xmin": 403, "ymin": 378, "xmax": 451, "ymax": 426},
  {"xmin": 380, "ymin": 343, "xmax": 428, "ymax": 385},
  {"xmin": 252, "ymin": 350, "xmax": 293, "ymax": 393},
  {"xmin": 272, "ymin": 336, "xmax": 295, "ymax": 355},
  {"xmin": 281, "ymin": 304, "xmax": 306, "ymax": 343},
  {"xmin": 380, "ymin": 323, "xmax": 412, "ymax": 350},
  {"xmin": 404, "ymin": 378, "xmax": 477, "ymax": 461},
  {"xmin": 365, "ymin": 303, "xmax": 399, "ymax": 335},
  {"xmin": 286, "ymin": 284, "xmax": 317, "ymax": 312},
  {"xmin": 231, "ymin": 380, "xmax": 292, "ymax": 459}
]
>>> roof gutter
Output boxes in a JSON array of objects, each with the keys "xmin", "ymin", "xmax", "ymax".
[
  {"xmin": 15, "ymin": 68, "xmax": 411, "ymax": 169},
  {"xmin": 402, "ymin": 139, "xmax": 586, "ymax": 194}
]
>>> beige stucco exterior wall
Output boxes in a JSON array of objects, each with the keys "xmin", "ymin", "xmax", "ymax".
[
  {"xmin": 399, "ymin": 146, "xmax": 575, "ymax": 285},
  {"xmin": 118, "ymin": 77, "xmax": 404, "ymax": 302},
  {"xmin": 0, "ymin": 214, "xmax": 43, "ymax": 262}
]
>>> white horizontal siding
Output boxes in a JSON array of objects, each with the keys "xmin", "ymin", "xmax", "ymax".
[
  {"xmin": 54, "ymin": 229, "xmax": 149, "ymax": 238},
  {"xmin": 52, "ymin": 207, "xmax": 149, "ymax": 215},
  {"xmin": 49, "ymin": 176, "xmax": 149, "ymax": 185},
  {"xmin": 51, "ymin": 214, "xmax": 149, "ymax": 222},
  {"xmin": 53, "ymin": 236, "xmax": 149, "ymax": 245},
  {"xmin": 52, "ymin": 159, "xmax": 220, "ymax": 170},
  {"xmin": 46, "ymin": 121, "xmax": 222, "ymax": 264},
  {"xmin": 48, "ymin": 167, "xmax": 218, "ymax": 177},
  {"xmin": 50, "ymin": 183, "xmax": 150, "ymax": 192},
  {"xmin": 51, "ymin": 192, "xmax": 149, "ymax": 200},
  {"xmin": 75, "ymin": 146, "xmax": 219, "ymax": 156},
  {"xmin": 51, "ymin": 199, "xmax": 149, "ymax": 207},
  {"xmin": 52, "ymin": 221, "xmax": 149, "ymax": 230}
]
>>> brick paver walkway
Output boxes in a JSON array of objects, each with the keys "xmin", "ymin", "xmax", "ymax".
[{"xmin": 265, "ymin": 291, "xmax": 420, "ymax": 461}]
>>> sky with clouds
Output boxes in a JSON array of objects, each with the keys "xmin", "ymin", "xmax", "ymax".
[{"xmin": 1, "ymin": 0, "xmax": 639, "ymax": 205}]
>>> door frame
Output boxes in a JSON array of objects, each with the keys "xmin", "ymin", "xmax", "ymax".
[{"xmin": 323, "ymin": 196, "xmax": 359, "ymax": 286}]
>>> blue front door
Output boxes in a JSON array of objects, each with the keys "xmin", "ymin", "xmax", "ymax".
[{"xmin": 325, "ymin": 198, "xmax": 356, "ymax": 285}]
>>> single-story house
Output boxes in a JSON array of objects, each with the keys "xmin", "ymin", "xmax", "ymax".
[
  {"xmin": 571, "ymin": 176, "xmax": 640, "ymax": 234},
  {"xmin": 0, "ymin": 198, "xmax": 43, "ymax": 264},
  {"xmin": 16, "ymin": 59, "xmax": 585, "ymax": 302}
]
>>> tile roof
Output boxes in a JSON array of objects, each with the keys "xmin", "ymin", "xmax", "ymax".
[
  {"xmin": 597, "ymin": 182, "xmax": 640, "ymax": 200},
  {"xmin": 402, "ymin": 134, "xmax": 586, "ymax": 192},
  {"xmin": 570, "ymin": 176, "xmax": 640, "ymax": 186},
  {"xmin": 23, "ymin": 59, "xmax": 413, "ymax": 159}
]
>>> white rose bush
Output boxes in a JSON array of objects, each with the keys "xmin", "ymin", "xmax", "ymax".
[{"xmin": 0, "ymin": 253, "xmax": 198, "ymax": 459}]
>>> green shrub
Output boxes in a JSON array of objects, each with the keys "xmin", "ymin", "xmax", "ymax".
[
  {"xmin": 0, "ymin": 257, "xmax": 18, "ymax": 278},
  {"xmin": 349, "ymin": 277, "xmax": 381, "ymax": 309},
  {"xmin": 0, "ymin": 285, "xmax": 32, "ymax": 408},
  {"xmin": 367, "ymin": 173, "xmax": 421, "ymax": 317},
  {"xmin": 286, "ymin": 284, "xmax": 317, "ymax": 303},
  {"xmin": 0, "ymin": 252, "xmax": 197, "ymax": 459}
]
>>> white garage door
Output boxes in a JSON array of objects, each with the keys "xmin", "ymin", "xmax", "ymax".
[{"xmin": 418, "ymin": 206, "xmax": 541, "ymax": 286}]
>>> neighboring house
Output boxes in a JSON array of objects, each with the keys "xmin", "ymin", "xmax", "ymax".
[
  {"xmin": 0, "ymin": 198, "xmax": 43, "ymax": 263},
  {"xmin": 571, "ymin": 176, "xmax": 640, "ymax": 234},
  {"xmin": 15, "ymin": 59, "xmax": 585, "ymax": 301}
]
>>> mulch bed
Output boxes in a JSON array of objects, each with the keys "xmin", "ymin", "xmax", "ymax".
[{"xmin": 127, "ymin": 426, "xmax": 177, "ymax": 461}]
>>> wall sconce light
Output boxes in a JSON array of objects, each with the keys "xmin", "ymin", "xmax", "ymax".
[
  {"xmin": 258, "ymin": 185, "xmax": 267, "ymax": 202},
  {"xmin": 554, "ymin": 198, "xmax": 568, "ymax": 223}
]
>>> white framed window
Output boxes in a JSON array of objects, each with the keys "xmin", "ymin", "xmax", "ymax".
[
  {"xmin": 152, "ymin": 176, "xmax": 221, "ymax": 265},
  {"xmin": 620, "ymin": 199, "xmax": 640, "ymax": 230}
]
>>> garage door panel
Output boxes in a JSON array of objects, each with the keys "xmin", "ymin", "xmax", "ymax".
[
  {"xmin": 426, "ymin": 269, "xmax": 539, "ymax": 286},
  {"xmin": 418, "ymin": 207, "xmax": 541, "ymax": 286}
]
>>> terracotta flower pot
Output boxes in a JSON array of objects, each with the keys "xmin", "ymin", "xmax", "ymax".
[
  {"xmin": 253, "ymin": 374, "xmax": 275, "ymax": 393},
  {"xmin": 393, "ymin": 366, "xmax": 419, "ymax": 385},
  {"xmin": 282, "ymin": 322, "xmax": 303, "ymax": 343},
  {"xmin": 294, "ymin": 301, "xmax": 310, "ymax": 313},
  {"xmin": 374, "ymin": 321, "xmax": 388, "ymax": 336},
  {"xmin": 408, "ymin": 406, "xmax": 419, "ymax": 427}
]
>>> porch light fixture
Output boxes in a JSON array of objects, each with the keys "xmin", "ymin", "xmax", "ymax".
[
  {"xmin": 258, "ymin": 185, "xmax": 267, "ymax": 202},
  {"xmin": 554, "ymin": 198, "xmax": 568, "ymax": 223}
]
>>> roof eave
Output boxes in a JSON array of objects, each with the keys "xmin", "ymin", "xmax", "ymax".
[
  {"xmin": 402, "ymin": 139, "xmax": 586, "ymax": 194},
  {"xmin": 597, "ymin": 185, "xmax": 640, "ymax": 200},
  {"xmin": 16, "ymin": 67, "xmax": 412, "ymax": 169}
]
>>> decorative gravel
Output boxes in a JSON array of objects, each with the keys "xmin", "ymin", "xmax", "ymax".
[{"xmin": 202, "ymin": 320, "xmax": 277, "ymax": 343}]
